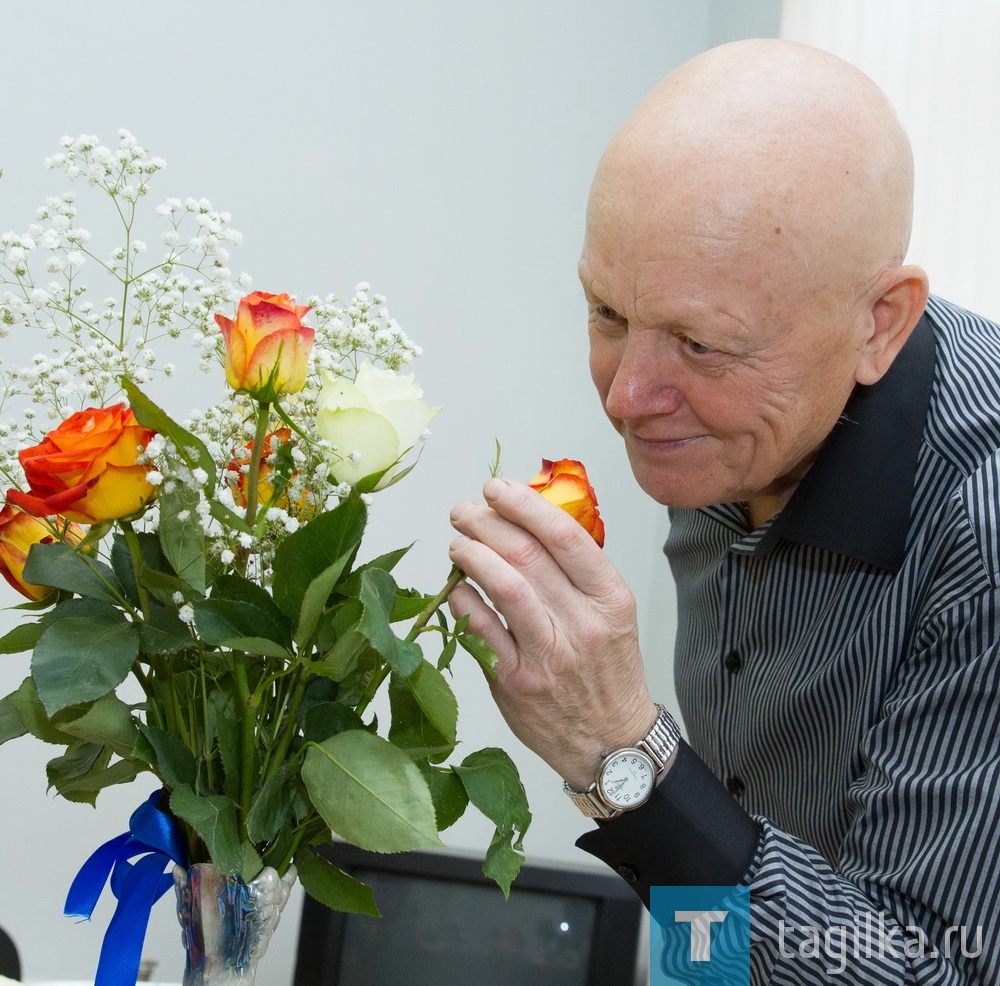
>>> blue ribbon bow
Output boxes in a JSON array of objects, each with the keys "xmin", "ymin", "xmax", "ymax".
[{"xmin": 65, "ymin": 790, "xmax": 188, "ymax": 986}]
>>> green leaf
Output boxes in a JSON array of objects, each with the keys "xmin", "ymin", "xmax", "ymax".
[
  {"xmin": 272, "ymin": 496, "xmax": 368, "ymax": 620},
  {"xmin": 5, "ymin": 677, "xmax": 78, "ymax": 745},
  {"xmin": 192, "ymin": 598, "xmax": 293, "ymax": 658},
  {"xmin": 0, "ymin": 692, "xmax": 27, "ymax": 744},
  {"xmin": 111, "ymin": 531, "xmax": 169, "ymax": 608},
  {"xmin": 139, "ymin": 609, "xmax": 196, "ymax": 655},
  {"xmin": 302, "ymin": 730, "xmax": 443, "ymax": 852},
  {"xmin": 159, "ymin": 487, "xmax": 206, "ymax": 592},
  {"xmin": 457, "ymin": 631, "xmax": 499, "ymax": 677},
  {"xmin": 23, "ymin": 541, "xmax": 125, "ymax": 605},
  {"xmin": 211, "ymin": 574, "xmax": 289, "ymax": 632},
  {"xmin": 136, "ymin": 724, "xmax": 196, "ymax": 786},
  {"xmin": 241, "ymin": 842, "xmax": 264, "ymax": 883},
  {"xmin": 390, "ymin": 590, "xmax": 435, "ymax": 623},
  {"xmin": 481, "ymin": 827, "xmax": 527, "ymax": 900},
  {"xmin": 302, "ymin": 701, "xmax": 367, "ymax": 745},
  {"xmin": 59, "ymin": 693, "xmax": 138, "ymax": 757},
  {"xmin": 46, "ymin": 742, "xmax": 111, "ymax": 804},
  {"xmin": 123, "ymin": 377, "xmax": 217, "ymax": 487},
  {"xmin": 454, "ymin": 748, "xmax": 531, "ymax": 897},
  {"xmin": 418, "ymin": 763, "xmax": 470, "ymax": 832},
  {"xmin": 295, "ymin": 845, "xmax": 380, "ymax": 917},
  {"xmin": 208, "ymin": 690, "xmax": 242, "ymax": 804},
  {"xmin": 136, "ymin": 565, "xmax": 190, "ymax": 606},
  {"xmin": 170, "ymin": 783, "xmax": 243, "ymax": 876},
  {"xmin": 51, "ymin": 756, "xmax": 144, "ymax": 799},
  {"xmin": 0, "ymin": 621, "xmax": 45, "ymax": 655},
  {"xmin": 436, "ymin": 636, "xmax": 458, "ymax": 672},
  {"xmin": 388, "ymin": 663, "xmax": 458, "ymax": 762},
  {"xmin": 295, "ymin": 548, "xmax": 356, "ymax": 648},
  {"xmin": 338, "ymin": 546, "xmax": 413, "ymax": 598},
  {"xmin": 359, "ymin": 569, "xmax": 422, "ymax": 678},
  {"xmin": 31, "ymin": 605, "xmax": 141, "ymax": 715},
  {"xmin": 246, "ymin": 763, "xmax": 298, "ymax": 844}
]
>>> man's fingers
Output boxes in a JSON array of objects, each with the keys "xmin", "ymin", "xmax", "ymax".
[
  {"xmin": 447, "ymin": 578, "xmax": 510, "ymax": 657},
  {"xmin": 478, "ymin": 478, "xmax": 616, "ymax": 598}
]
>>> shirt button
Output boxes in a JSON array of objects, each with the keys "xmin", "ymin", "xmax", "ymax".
[
  {"xmin": 618, "ymin": 864, "xmax": 638, "ymax": 883},
  {"xmin": 723, "ymin": 650, "xmax": 742, "ymax": 672},
  {"xmin": 726, "ymin": 776, "xmax": 746, "ymax": 799}
]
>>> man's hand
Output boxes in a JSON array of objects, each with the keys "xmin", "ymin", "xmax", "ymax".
[{"xmin": 448, "ymin": 477, "xmax": 657, "ymax": 789}]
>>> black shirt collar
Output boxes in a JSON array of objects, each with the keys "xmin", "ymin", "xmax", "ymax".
[{"xmin": 752, "ymin": 313, "xmax": 937, "ymax": 573}]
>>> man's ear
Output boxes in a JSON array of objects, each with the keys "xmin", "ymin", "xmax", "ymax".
[{"xmin": 855, "ymin": 265, "xmax": 930, "ymax": 386}]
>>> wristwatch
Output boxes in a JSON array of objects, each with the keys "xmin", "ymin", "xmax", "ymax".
[{"xmin": 563, "ymin": 704, "xmax": 681, "ymax": 819}]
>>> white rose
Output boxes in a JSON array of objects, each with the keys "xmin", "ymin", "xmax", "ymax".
[{"xmin": 315, "ymin": 360, "xmax": 440, "ymax": 488}]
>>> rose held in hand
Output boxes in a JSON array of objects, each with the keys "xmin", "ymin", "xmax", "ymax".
[
  {"xmin": 6, "ymin": 404, "xmax": 157, "ymax": 524},
  {"xmin": 315, "ymin": 360, "xmax": 440, "ymax": 488},
  {"xmin": 528, "ymin": 458, "xmax": 605, "ymax": 546},
  {"xmin": 215, "ymin": 291, "xmax": 315, "ymax": 402}
]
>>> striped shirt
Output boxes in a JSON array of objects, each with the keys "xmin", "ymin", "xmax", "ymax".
[{"xmin": 579, "ymin": 296, "xmax": 1000, "ymax": 983}]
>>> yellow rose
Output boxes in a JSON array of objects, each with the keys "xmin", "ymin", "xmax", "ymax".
[
  {"xmin": 315, "ymin": 361, "xmax": 440, "ymax": 488},
  {"xmin": 215, "ymin": 292, "xmax": 315, "ymax": 402}
]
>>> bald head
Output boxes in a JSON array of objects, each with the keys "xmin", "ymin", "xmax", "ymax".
[{"xmin": 590, "ymin": 39, "xmax": 915, "ymax": 294}]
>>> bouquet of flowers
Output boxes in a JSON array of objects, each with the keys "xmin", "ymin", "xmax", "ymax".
[{"xmin": 0, "ymin": 132, "xmax": 530, "ymax": 970}]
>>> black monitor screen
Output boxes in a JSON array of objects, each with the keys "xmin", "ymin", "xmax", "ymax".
[
  {"xmin": 293, "ymin": 844, "xmax": 643, "ymax": 986},
  {"xmin": 337, "ymin": 867, "xmax": 598, "ymax": 985}
]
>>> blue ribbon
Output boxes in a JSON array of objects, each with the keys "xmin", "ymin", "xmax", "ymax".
[{"xmin": 65, "ymin": 790, "xmax": 188, "ymax": 986}]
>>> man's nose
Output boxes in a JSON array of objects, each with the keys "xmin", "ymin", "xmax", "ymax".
[{"xmin": 605, "ymin": 340, "xmax": 682, "ymax": 419}]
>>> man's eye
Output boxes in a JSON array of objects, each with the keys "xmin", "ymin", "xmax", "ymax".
[
  {"xmin": 596, "ymin": 305, "xmax": 620, "ymax": 321},
  {"xmin": 683, "ymin": 336, "xmax": 713, "ymax": 355}
]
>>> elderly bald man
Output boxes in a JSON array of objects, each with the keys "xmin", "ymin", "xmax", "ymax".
[{"xmin": 450, "ymin": 38, "xmax": 1000, "ymax": 983}]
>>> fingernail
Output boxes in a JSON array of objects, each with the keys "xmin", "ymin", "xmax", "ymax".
[{"xmin": 483, "ymin": 478, "xmax": 506, "ymax": 501}]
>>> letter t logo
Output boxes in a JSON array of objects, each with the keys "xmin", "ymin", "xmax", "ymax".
[{"xmin": 674, "ymin": 910, "xmax": 729, "ymax": 962}]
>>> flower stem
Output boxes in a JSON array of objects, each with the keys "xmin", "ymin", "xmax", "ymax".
[
  {"xmin": 355, "ymin": 564, "xmax": 466, "ymax": 719},
  {"xmin": 243, "ymin": 401, "xmax": 272, "ymax": 533},
  {"xmin": 233, "ymin": 655, "xmax": 256, "ymax": 840},
  {"xmin": 406, "ymin": 564, "xmax": 466, "ymax": 642}
]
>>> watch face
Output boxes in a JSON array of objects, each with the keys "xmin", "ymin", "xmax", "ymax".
[{"xmin": 598, "ymin": 749, "xmax": 656, "ymax": 810}]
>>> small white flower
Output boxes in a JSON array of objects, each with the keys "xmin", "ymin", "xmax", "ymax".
[
  {"xmin": 146, "ymin": 470, "xmax": 164, "ymax": 486},
  {"xmin": 220, "ymin": 549, "xmax": 235, "ymax": 564},
  {"xmin": 178, "ymin": 604, "xmax": 196, "ymax": 626},
  {"xmin": 171, "ymin": 591, "xmax": 185, "ymax": 605}
]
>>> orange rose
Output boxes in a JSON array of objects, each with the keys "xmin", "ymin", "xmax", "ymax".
[
  {"xmin": 226, "ymin": 427, "xmax": 315, "ymax": 518},
  {"xmin": 215, "ymin": 292, "xmax": 314, "ymax": 402},
  {"xmin": 0, "ymin": 502, "xmax": 84, "ymax": 600},
  {"xmin": 527, "ymin": 458, "xmax": 605, "ymax": 547},
  {"xmin": 6, "ymin": 404, "xmax": 157, "ymax": 524}
]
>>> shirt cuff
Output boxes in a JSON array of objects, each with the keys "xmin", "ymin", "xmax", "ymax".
[{"xmin": 575, "ymin": 740, "xmax": 762, "ymax": 908}]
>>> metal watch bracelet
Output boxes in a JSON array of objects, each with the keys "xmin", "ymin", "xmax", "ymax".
[{"xmin": 563, "ymin": 703, "xmax": 681, "ymax": 819}]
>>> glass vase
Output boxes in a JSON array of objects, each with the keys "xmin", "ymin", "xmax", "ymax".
[{"xmin": 173, "ymin": 862, "xmax": 298, "ymax": 985}]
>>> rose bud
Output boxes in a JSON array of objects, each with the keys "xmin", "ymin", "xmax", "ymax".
[
  {"xmin": 226, "ymin": 427, "xmax": 316, "ymax": 519},
  {"xmin": 0, "ymin": 501, "xmax": 84, "ymax": 600},
  {"xmin": 5, "ymin": 404, "xmax": 157, "ymax": 524},
  {"xmin": 528, "ymin": 458, "xmax": 605, "ymax": 547},
  {"xmin": 315, "ymin": 361, "xmax": 440, "ymax": 489},
  {"xmin": 215, "ymin": 292, "xmax": 315, "ymax": 403}
]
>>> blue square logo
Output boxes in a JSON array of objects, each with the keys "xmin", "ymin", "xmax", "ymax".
[{"xmin": 649, "ymin": 885, "xmax": 750, "ymax": 985}]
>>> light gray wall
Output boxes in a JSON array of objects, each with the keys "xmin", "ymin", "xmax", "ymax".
[{"xmin": 0, "ymin": 1, "xmax": 779, "ymax": 980}]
